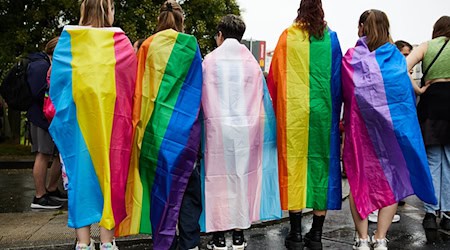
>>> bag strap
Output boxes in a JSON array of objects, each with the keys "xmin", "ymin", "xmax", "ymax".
[{"xmin": 421, "ymin": 39, "xmax": 449, "ymax": 86}]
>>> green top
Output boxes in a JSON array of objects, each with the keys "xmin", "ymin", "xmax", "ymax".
[{"xmin": 423, "ymin": 36, "xmax": 450, "ymax": 81}]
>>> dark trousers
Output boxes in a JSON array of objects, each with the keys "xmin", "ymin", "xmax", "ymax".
[{"xmin": 170, "ymin": 165, "xmax": 202, "ymax": 250}]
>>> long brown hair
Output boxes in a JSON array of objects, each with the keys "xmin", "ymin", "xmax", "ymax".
[
  {"xmin": 156, "ymin": 0, "xmax": 184, "ymax": 33},
  {"xmin": 363, "ymin": 9, "xmax": 393, "ymax": 51},
  {"xmin": 295, "ymin": 0, "xmax": 327, "ymax": 40},
  {"xmin": 432, "ymin": 16, "xmax": 450, "ymax": 39},
  {"xmin": 79, "ymin": 0, "xmax": 114, "ymax": 28}
]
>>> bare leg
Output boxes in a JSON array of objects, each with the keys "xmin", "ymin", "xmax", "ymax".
[
  {"xmin": 76, "ymin": 226, "xmax": 91, "ymax": 245},
  {"xmin": 375, "ymin": 203, "xmax": 398, "ymax": 239},
  {"xmin": 313, "ymin": 210, "xmax": 326, "ymax": 216},
  {"xmin": 33, "ymin": 152, "xmax": 51, "ymax": 197},
  {"xmin": 100, "ymin": 227, "xmax": 115, "ymax": 243},
  {"xmin": 47, "ymin": 156, "xmax": 61, "ymax": 192},
  {"xmin": 349, "ymin": 193, "xmax": 368, "ymax": 239}
]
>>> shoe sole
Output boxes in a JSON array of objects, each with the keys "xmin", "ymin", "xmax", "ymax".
[
  {"xmin": 304, "ymin": 239, "xmax": 322, "ymax": 250},
  {"xmin": 48, "ymin": 196, "xmax": 68, "ymax": 202},
  {"xmin": 285, "ymin": 240, "xmax": 304, "ymax": 250},
  {"xmin": 232, "ymin": 242, "xmax": 247, "ymax": 250},
  {"xmin": 30, "ymin": 203, "xmax": 62, "ymax": 209}
]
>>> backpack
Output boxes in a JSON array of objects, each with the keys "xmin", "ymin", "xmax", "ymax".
[{"xmin": 0, "ymin": 57, "xmax": 33, "ymax": 111}]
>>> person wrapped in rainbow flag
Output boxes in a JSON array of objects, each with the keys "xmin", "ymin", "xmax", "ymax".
[{"xmin": 267, "ymin": 0, "xmax": 343, "ymax": 249}]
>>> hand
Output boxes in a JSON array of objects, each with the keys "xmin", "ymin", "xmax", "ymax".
[{"xmin": 416, "ymin": 83, "xmax": 430, "ymax": 96}]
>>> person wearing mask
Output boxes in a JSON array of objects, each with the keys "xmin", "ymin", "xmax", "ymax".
[
  {"xmin": 342, "ymin": 9, "xmax": 437, "ymax": 250},
  {"xmin": 395, "ymin": 40, "xmax": 413, "ymax": 57},
  {"xmin": 49, "ymin": 0, "xmax": 137, "ymax": 249},
  {"xmin": 267, "ymin": 0, "xmax": 343, "ymax": 249},
  {"xmin": 29, "ymin": 37, "xmax": 66, "ymax": 210},
  {"xmin": 407, "ymin": 16, "xmax": 450, "ymax": 231},
  {"xmin": 201, "ymin": 14, "xmax": 281, "ymax": 250}
]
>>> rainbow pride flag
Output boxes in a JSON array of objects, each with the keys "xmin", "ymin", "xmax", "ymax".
[
  {"xmin": 342, "ymin": 38, "xmax": 437, "ymax": 219},
  {"xmin": 116, "ymin": 29, "xmax": 202, "ymax": 249},
  {"xmin": 267, "ymin": 25, "xmax": 342, "ymax": 211},
  {"xmin": 200, "ymin": 39, "xmax": 281, "ymax": 232},
  {"xmin": 49, "ymin": 26, "xmax": 137, "ymax": 230}
]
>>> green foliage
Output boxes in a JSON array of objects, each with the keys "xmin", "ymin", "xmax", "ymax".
[
  {"xmin": 0, "ymin": 0, "xmax": 240, "ymax": 80},
  {"xmin": 181, "ymin": 0, "xmax": 241, "ymax": 55}
]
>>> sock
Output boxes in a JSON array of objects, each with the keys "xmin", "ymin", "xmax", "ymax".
[
  {"xmin": 311, "ymin": 215, "xmax": 325, "ymax": 231},
  {"xmin": 233, "ymin": 230, "xmax": 244, "ymax": 237},
  {"xmin": 289, "ymin": 212, "xmax": 302, "ymax": 233}
]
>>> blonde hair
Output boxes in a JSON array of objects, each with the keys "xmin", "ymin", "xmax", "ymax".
[
  {"xmin": 363, "ymin": 9, "xmax": 393, "ymax": 51},
  {"xmin": 79, "ymin": 0, "xmax": 114, "ymax": 27},
  {"xmin": 156, "ymin": 0, "xmax": 184, "ymax": 33}
]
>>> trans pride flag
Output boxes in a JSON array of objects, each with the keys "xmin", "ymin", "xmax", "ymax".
[
  {"xmin": 116, "ymin": 29, "xmax": 202, "ymax": 249},
  {"xmin": 267, "ymin": 25, "xmax": 343, "ymax": 211},
  {"xmin": 200, "ymin": 39, "xmax": 281, "ymax": 232},
  {"xmin": 49, "ymin": 26, "xmax": 136, "ymax": 230},
  {"xmin": 342, "ymin": 38, "xmax": 437, "ymax": 219}
]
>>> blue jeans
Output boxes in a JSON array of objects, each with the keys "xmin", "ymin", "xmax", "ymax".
[
  {"xmin": 170, "ymin": 165, "xmax": 202, "ymax": 250},
  {"xmin": 424, "ymin": 145, "xmax": 450, "ymax": 213}
]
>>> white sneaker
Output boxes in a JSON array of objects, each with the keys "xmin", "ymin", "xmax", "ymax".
[
  {"xmin": 368, "ymin": 210, "xmax": 400, "ymax": 223},
  {"xmin": 353, "ymin": 237, "xmax": 371, "ymax": 250},
  {"xmin": 189, "ymin": 247, "xmax": 199, "ymax": 250},
  {"xmin": 372, "ymin": 236, "xmax": 388, "ymax": 250},
  {"xmin": 76, "ymin": 239, "xmax": 96, "ymax": 250},
  {"xmin": 100, "ymin": 239, "xmax": 118, "ymax": 250}
]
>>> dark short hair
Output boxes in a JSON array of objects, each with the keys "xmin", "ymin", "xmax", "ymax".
[
  {"xmin": 217, "ymin": 14, "xmax": 246, "ymax": 42},
  {"xmin": 394, "ymin": 40, "xmax": 412, "ymax": 51}
]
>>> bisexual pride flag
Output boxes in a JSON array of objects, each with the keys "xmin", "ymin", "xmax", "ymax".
[
  {"xmin": 342, "ymin": 37, "xmax": 437, "ymax": 219},
  {"xmin": 49, "ymin": 26, "xmax": 137, "ymax": 230},
  {"xmin": 116, "ymin": 29, "xmax": 202, "ymax": 249},
  {"xmin": 267, "ymin": 25, "xmax": 343, "ymax": 211}
]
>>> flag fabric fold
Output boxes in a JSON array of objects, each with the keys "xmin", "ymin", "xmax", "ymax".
[
  {"xmin": 200, "ymin": 39, "xmax": 282, "ymax": 232},
  {"xmin": 267, "ymin": 25, "xmax": 343, "ymax": 211},
  {"xmin": 116, "ymin": 29, "xmax": 203, "ymax": 249},
  {"xmin": 341, "ymin": 37, "xmax": 437, "ymax": 219},
  {"xmin": 49, "ymin": 25, "xmax": 137, "ymax": 230}
]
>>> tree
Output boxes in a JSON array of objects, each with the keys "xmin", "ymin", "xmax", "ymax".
[
  {"xmin": 181, "ymin": 0, "xmax": 240, "ymax": 55},
  {"xmin": 0, "ymin": 0, "xmax": 241, "ymax": 79}
]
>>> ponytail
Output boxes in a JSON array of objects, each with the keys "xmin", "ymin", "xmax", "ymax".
[
  {"xmin": 156, "ymin": 1, "xmax": 184, "ymax": 33},
  {"xmin": 363, "ymin": 9, "xmax": 392, "ymax": 51}
]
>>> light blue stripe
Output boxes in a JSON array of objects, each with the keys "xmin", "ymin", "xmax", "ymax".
[
  {"xmin": 49, "ymin": 29, "xmax": 103, "ymax": 228},
  {"xmin": 260, "ymin": 77, "xmax": 282, "ymax": 220}
]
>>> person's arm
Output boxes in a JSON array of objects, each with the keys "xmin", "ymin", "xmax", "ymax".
[{"xmin": 406, "ymin": 42, "xmax": 428, "ymax": 95}]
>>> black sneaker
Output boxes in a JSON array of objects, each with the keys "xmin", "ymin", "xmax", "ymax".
[
  {"xmin": 206, "ymin": 232, "xmax": 227, "ymax": 250},
  {"xmin": 232, "ymin": 232, "xmax": 247, "ymax": 250},
  {"xmin": 440, "ymin": 214, "xmax": 450, "ymax": 231},
  {"xmin": 47, "ymin": 188, "xmax": 68, "ymax": 201},
  {"xmin": 422, "ymin": 213, "xmax": 438, "ymax": 230},
  {"xmin": 31, "ymin": 194, "xmax": 63, "ymax": 209}
]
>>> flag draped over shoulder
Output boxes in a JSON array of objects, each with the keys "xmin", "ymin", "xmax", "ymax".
[
  {"xmin": 49, "ymin": 26, "xmax": 137, "ymax": 230},
  {"xmin": 200, "ymin": 39, "xmax": 281, "ymax": 232},
  {"xmin": 342, "ymin": 37, "xmax": 437, "ymax": 219},
  {"xmin": 267, "ymin": 25, "xmax": 343, "ymax": 211},
  {"xmin": 116, "ymin": 29, "xmax": 202, "ymax": 249}
]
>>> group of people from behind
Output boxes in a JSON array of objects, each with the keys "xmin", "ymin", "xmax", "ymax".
[{"xmin": 22, "ymin": 0, "xmax": 450, "ymax": 250}]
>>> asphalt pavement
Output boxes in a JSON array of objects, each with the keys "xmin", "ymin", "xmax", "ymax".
[{"xmin": 1, "ymin": 168, "xmax": 449, "ymax": 250}]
